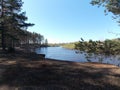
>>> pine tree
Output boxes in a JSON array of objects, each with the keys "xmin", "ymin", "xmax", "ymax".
[
  {"xmin": 0, "ymin": 0, "xmax": 34, "ymax": 51},
  {"xmin": 91, "ymin": 0, "xmax": 120, "ymax": 23}
]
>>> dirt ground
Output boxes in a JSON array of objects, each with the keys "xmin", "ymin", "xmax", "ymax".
[{"xmin": 0, "ymin": 50, "xmax": 120, "ymax": 90}]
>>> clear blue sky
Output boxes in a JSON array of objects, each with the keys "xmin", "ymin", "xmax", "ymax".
[{"xmin": 22, "ymin": 0, "xmax": 120, "ymax": 43}]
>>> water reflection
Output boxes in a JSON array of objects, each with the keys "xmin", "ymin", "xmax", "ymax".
[
  {"xmin": 84, "ymin": 52, "xmax": 120, "ymax": 66},
  {"xmin": 35, "ymin": 47, "xmax": 120, "ymax": 66}
]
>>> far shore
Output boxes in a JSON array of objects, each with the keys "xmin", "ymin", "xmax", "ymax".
[{"xmin": 0, "ymin": 49, "xmax": 120, "ymax": 90}]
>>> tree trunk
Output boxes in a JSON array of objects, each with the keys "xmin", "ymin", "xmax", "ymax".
[
  {"xmin": 1, "ymin": 0, "xmax": 6, "ymax": 51},
  {"xmin": 1, "ymin": 24, "xmax": 6, "ymax": 51}
]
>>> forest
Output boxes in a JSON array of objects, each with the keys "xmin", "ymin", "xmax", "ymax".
[{"xmin": 0, "ymin": 0, "xmax": 48, "ymax": 52}]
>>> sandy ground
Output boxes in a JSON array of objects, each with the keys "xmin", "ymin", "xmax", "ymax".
[{"xmin": 0, "ymin": 50, "xmax": 120, "ymax": 90}]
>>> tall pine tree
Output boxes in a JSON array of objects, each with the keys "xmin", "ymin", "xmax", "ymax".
[{"xmin": 0, "ymin": 0, "xmax": 34, "ymax": 51}]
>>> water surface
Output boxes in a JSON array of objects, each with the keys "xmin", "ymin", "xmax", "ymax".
[{"xmin": 35, "ymin": 47, "xmax": 120, "ymax": 66}]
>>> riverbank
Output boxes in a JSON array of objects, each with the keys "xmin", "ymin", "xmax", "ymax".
[
  {"xmin": 61, "ymin": 43, "xmax": 75, "ymax": 49},
  {"xmin": 0, "ymin": 49, "xmax": 120, "ymax": 90}
]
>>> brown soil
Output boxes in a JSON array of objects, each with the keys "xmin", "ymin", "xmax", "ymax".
[{"xmin": 0, "ymin": 50, "xmax": 120, "ymax": 90}]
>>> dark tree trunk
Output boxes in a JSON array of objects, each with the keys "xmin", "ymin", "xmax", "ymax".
[
  {"xmin": 1, "ymin": 24, "xmax": 6, "ymax": 51},
  {"xmin": 1, "ymin": 0, "xmax": 6, "ymax": 51}
]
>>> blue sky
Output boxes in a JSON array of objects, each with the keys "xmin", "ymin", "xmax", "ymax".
[{"xmin": 22, "ymin": 0, "xmax": 120, "ymax": 43}]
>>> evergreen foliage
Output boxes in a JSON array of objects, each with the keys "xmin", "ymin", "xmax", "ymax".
[
  {"xmin": 91, "ymin": 0, "xmax": 120, "ymax": 23},
  {"xmin": 0, "ymin": 0, "xmax": 34, "ymax": 50},
  {"xmin": 75, "ymin": 38, "xmax": 120, "ymax": 55},
  {"xmin": 0, "ymin": 0, "xmax": 47, "ymax": 51}
]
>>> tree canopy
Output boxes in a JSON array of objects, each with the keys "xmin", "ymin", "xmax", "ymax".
[
  {"xmin": 0, "ymin": 0, "xmax": 34, "ymax": 50},
  {"xmin": 91, "ymin": 0, "xmax": 120, "ymax": 23},
  {"xmin": 0, "ymin": 0, "xmax": 49, "ymax": 51}
]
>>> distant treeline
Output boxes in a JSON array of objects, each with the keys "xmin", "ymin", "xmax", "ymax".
[
  {"xmin": 0, "ymin": 29, "xmax": 48, "ymax": 48},
  {"xmin": 60, "ymin": 43, "xmax": 76, "ymax": 49},
  {"xmin": 48, "ymin": 42, "xmax": 76, "ymax": 49},
  {"xmin": 55, "ymin": 38, "xmax": 120, "ymax": 55}
]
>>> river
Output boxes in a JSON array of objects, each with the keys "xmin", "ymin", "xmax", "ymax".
[{"xmin": 35, "ymin": 46, "xmax": 120, "ymax": 66}]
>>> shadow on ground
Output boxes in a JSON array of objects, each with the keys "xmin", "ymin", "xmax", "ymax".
[{"xmin": 0, "ymin": 59, "xmax": 119, "ymax": 90}]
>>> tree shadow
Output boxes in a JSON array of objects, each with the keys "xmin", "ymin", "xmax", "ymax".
[{"xmin": 0, "ymin": 61, "xmax": 119, "ymax": 90}]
